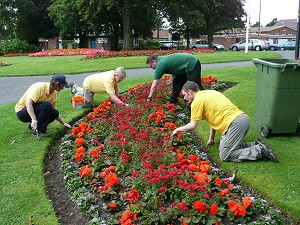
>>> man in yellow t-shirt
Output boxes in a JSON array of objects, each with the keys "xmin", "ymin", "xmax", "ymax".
[
  {"xmin": 171, "ymin": 81, "xmax": 279, "ymax": 163},
  {"xmin": 15, "ymin": 74, "xmax": 72, "ymax": 138},
  {"xmin": 82, "ymin": 66, "xmax": 128, "ymax": 107}
]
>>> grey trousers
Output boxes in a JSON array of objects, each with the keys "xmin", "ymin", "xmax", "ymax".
[
  {"xmin": 83, "ymin": 87, "xmax": 94, "ymax": 107},
  {"xmin": 219, "ymin": 114, "xmax": 262, "ymax": 162}
]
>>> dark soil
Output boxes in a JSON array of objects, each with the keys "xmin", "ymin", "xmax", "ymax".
[{"xmin": 44, "ymin": 135, "xmax": 89, "ymax": 225}]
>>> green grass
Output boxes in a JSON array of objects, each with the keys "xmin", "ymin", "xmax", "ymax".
[
  {"xmin": 200, "ymin": 67, "xmax": 300, "ymax": 222},
  {"xmin": 0, "ymin": 51, "xmax": 281, "ymax": 77},
  {"xmin": 1, "ymin": 51, "xmax": 299, "ymax": 224}
]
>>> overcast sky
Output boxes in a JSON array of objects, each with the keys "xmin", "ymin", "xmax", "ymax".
[{"xmin": 246, "ymin": 0, "xmax": 299, "ymax": 26}]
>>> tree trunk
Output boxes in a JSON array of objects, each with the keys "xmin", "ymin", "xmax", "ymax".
[
  {"xmin": 122, "ymin": 0, "xmax": 133, "ymax": 50},
  {"xmin": 207, "ymin": 33, "xmax": 214, "ymax": 49}
]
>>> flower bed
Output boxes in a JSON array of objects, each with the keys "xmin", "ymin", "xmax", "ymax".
[
  {"xmin": 59, "ymin": 76, "xmax": 285, "ymax": 225},
  {"xmin": 28, "ymin": 48, "xmax": 108, "ymax": 57},
  {"xmin": 83, "ymin": 49, "xmax": 215, "ymax": 60}
]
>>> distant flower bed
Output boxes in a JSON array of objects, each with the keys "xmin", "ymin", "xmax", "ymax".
[
  {"xmin": 28, "ymin": 48, "xmax": 108, "ymax": 57},
  {"xmin": 60, "ymin": 76, "xmax": 285, "ymax": 225},
  {"xmin": 83, "ymin": 49, "xmax": 215, "ymax": 60},
  {"xmin": 2, "ymin": 48, "xmax": 215, "ymax": 58}
]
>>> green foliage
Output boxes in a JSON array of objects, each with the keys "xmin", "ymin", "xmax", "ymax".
[
  {"xmin": 135, "ymin": 39, "xmax": 161, "ymax": 50},
  {"xmin": 62, "ymin": 40, "xmax": 68, "ymax": 49},
  {"xmin": 0, "ymin": 39, "xmax": 40, "ymax": 55}
]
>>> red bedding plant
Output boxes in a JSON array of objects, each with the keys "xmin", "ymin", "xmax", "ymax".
[
  {"xmin": 83, "ymin": 49, "xmax": 215, "ymax": 60},
  {"xmin": 59, "ymin": 76, "xmax": 285, "ymax": 225}
]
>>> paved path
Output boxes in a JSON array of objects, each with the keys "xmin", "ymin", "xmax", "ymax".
[{"xmin": 0, "ymin": 50, "xmax": 295, "ymax": 106}]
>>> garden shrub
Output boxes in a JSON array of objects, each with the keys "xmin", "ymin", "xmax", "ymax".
[
  {"xmin": 0, "ymin": 39, "xmax": 40, "ymax": 55},
  {"xmin": 135, "ymin": 39, "xmax": 161, "ymax": 50}
]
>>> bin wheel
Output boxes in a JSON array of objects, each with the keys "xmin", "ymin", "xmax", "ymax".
[{"xmin": 260, "ymin": 124, "xmax": 271, "ymax": 138}]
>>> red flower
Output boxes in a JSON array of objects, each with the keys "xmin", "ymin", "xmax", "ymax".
[
  {"xmin": 210, "ymin": 203, "xmax": 218, "ymax": 215},
  {"xmin": 108, "ymin": 202, "xmax": 118, "ymax": 210},
  {"xmin": 158, "ymin": 186, "xmax": 168, "ymax": 193},
  {"xmin": 215, "ymin": 177, "xmax": 222, "ymax": 187},
  {"xmin": 193, "ymin": 200, "xmax": 207, "ymax": 214}
]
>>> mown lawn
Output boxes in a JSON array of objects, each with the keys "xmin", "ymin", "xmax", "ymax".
[
  {"xmin": 1, "ymin": 51, "xmax": 299, "ymax": 224},
  {"xmin": 0, "ymin": 51, "xmax": 281, "ymax": 77}
]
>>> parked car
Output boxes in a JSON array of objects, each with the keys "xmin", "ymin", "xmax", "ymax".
[
  {"xmin": 189, "ymin": 40, "xmax": 224, "ymax": 51},
  {"xmin": 280, "ymin": 41, "xmax": 296, "ymax": 51},
  {"xmin": 265, "ymin": 42, "xmax": 281, "ymax": 51},
  {"xmin": 160, "ymin": 43, "xmax": 177, "ymax": 50},
  {"xmin": 229, "ymin": 39, "xmax": 267, "ymax": 51}
]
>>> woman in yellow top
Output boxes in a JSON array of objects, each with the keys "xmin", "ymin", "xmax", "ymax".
[
  {"xmin": 15, "ymin": 74, "xmax": 72, "ymax": 138},
  {"xmin": 172, "ymin": 81, "xmax": 279, "ymax": 163},
  {"xmin": 82, "ymin": 66, "xmax": 128, "ymax": 107}
]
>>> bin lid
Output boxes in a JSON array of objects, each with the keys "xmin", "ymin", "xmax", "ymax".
[{"xmin": 252, "ymin": 58, "xmax": 300, "ymax": 68}]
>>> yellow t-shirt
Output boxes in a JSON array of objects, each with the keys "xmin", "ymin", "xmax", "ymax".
[
  {"xmin": 83, "ymin": 70, "xmax": 117, "ymax": 94},
  {"xmin": 15, "ymin": 82, "xmax": 57, "ymax": 112},
  {"xmin": 191, "ymin": 90, "xmax": 243, "ymax": 134}
]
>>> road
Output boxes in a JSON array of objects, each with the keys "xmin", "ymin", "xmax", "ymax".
[{"xmin": 0, "ymin": 50, "xmax": 295, "ymax": 106}]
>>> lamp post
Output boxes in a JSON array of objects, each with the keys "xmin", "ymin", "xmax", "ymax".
[
  {"xmin": 258, "ymin": 0, "xmax": 261, "ymax": 38},
  {"xmin": 295, "ymin": 0, "xmax": 300, "ymax": 60}
]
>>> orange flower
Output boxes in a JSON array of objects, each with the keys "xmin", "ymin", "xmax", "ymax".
[
  {"xmin": 108, "ymin": 202, "xmax": 118, "ymax": 210},
  {"xmin": 242, "ymin": 197, "xmax": 253, "ymax": 209},
  {"xmin": 177, "ymin": 153, "xmax": 184, "ymax": 161},
  {"xmin": 189, "ymin": 155, "xmax": 199, "ymax": 162},
  {"xmin": 79, "ymin": 166, "xmax": 92, "ymax": 177},
  {"xmin": 119, "ymin": 211, "xmax": 135, "ymax": 225},
  {"xmin": 194, "ymin": 172, "xmax": 208, "ymax": 184},
  {"xmin": 215, "ymin": 177, "xmax": 222, "ymax": 187},
  {"xmin": 199, "ymin": 164, "xmax": 210, "ymax": 173},
  {"xmin": 75, "ymin": 137, "xmax": 85, "ymax": 146},
  {"xmin": 75, "ymin": 146, "xmax": 85, "ymax": 153},
  {"xmin": 193, "ymin": 200, "xmax": 207, "ymax": 214},
  {"xmin": 188, "ymin": 163, "xmax": 198, "ymax": 171},
  {"xmin": 210, "ymin": 203, "xmax": 219, "ymax": 215},
  {"xmin": 219, "ymin": 189, "xmax": 229, "ymax": 196},
  {"xmin": 105, "ymin": 173, "xmax": 119, "ymax": 186}
]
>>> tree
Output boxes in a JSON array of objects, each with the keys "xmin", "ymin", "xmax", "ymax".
[
  {"xmin": 0, "ymin": 0, "xmax": 18, "ymax": 40},
  {"xmin": 266, "ymin": 18, "xmax": 277, "ymax": 27},
  {"xmin": 252, "ymin": 22, "xmax": 261, "ymax": 27},
  {"xmin": 198, "ymin": 0, "xmax": 246, "ymax": 48},
  {"xmin": 160, "ymin": 0, "xmax": 245, "ymax": 49}
]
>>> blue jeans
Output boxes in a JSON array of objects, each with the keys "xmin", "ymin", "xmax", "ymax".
[{"xmin": 16, "ymin": 102, "xmax": 59, "ymax": 132}]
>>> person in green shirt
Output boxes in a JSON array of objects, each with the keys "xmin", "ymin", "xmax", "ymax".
[
  {"xmin": 171, "ymin": 81, "xmax": 279, "ymax": 163},
  {"xmin": 146, "ymin": 53, "xmax": 204, "ymax": 104}
]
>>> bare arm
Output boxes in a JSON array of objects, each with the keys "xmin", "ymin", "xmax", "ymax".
[
  {"xmin": 206, "ymin": 127, "xmax": 216, "ymax": 146},
  {"xmin": 171, "ymin": 120, "xmax": 198, "ymax": 136},
  {"xmin": 148, "ymin": 79, "xmax": 161, "ymax": 98},
  {"xmin": 109, "ymin": 93, "xmax": 127, "ymax": 106},
  {"xmin": 26, "ymin": 98, "xmax": 37, "ymax": 121}
]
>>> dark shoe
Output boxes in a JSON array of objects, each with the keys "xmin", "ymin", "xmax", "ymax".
[
  {"xmin": 32, "ymin": 130, "xmax": 51, "ymax": 138},
  {"xmin": 256, "ymin": 137, "xmax": 279, "ymax": 163}
]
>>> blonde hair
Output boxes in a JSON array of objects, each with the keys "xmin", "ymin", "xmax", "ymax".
[{"xmin": 114, "ymin": 66, "xmax": 126, "ymax": 78}]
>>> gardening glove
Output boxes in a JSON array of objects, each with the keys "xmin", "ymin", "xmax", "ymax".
[
  {"xmin": 31, "ymin": 120, "xmax": 38, "ymax": 131},
  {"xmin": 63, "ymin": 123, "xmax": 72, "ymax": 129}
]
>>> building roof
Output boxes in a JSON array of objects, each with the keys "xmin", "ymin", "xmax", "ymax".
[{"xmin": 274, "ymin": 19, "xmax": 297, "ymax": 30}]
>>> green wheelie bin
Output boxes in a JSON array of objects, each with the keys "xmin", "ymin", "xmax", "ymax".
[{"xmin": 252, "ymin": 58, "xmax": 300, "ymax": 138}]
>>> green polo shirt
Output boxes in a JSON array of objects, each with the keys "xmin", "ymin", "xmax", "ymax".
[{"xmin": 154, "ymin": 53, "xmax": 198, "ymax": 80}]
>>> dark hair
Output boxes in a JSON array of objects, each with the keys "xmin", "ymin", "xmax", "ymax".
[
  {"xmin": 182, "ymin": 81, "xmax": 200, "ymax": 92},
  {"xmin": 146, "ymin": 54, "xmax": 158, "ymax": 64}
]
